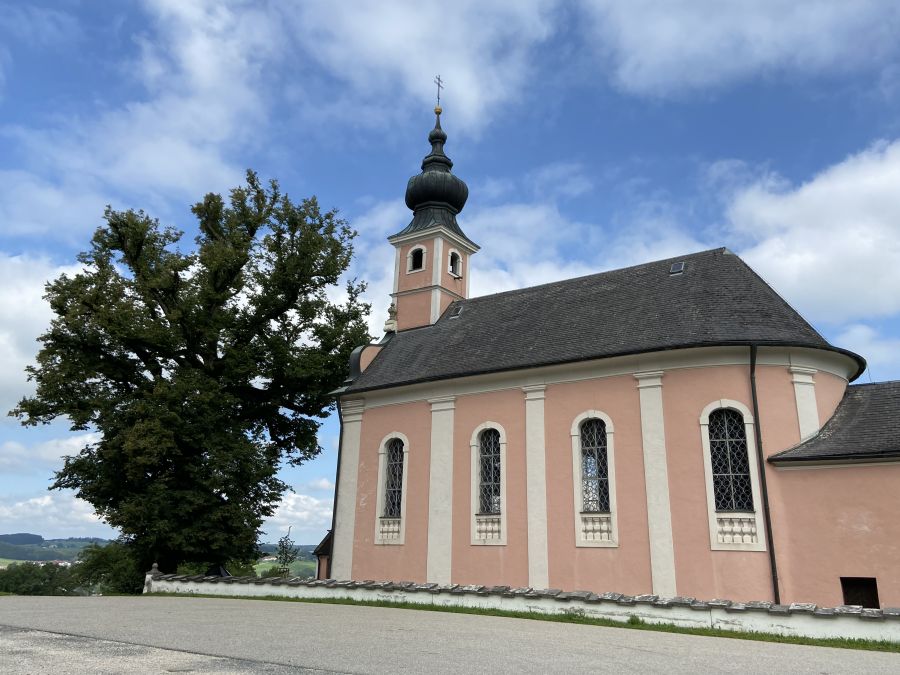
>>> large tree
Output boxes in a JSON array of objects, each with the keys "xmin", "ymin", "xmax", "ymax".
[{"xmin": 12, "ymin": 172, "xmax": 370, "ymax": 573}]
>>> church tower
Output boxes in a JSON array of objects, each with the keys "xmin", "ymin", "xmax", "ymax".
[{"xmin": 385, "ymin": 107, "xmax": 478, "ymax": 332}]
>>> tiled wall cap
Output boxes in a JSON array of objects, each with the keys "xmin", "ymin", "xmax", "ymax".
[
  {"xmin": 689, "ymin": 601, "xmax": 710, "ymax": 610},
  {"xmin": 834, "ymin": 605, "xmax": 863, "ymax": 614},
  {"xmin": 616, "ymin": 595, "xmax": 636, "ymax": 605},
  {"xmin": 488, "ymin": 585, "xmax": 511, "ymax": 595},
  {"xmin": 744, "ymin": 601, "xmax": 773, "ymax": 611},
  {"xmin": 860, "ymin": 608, "xmax": 885, "ymax": 620},
  {"xmin": 599, "ymin": 592, "xmax": 623, "ymax": 602},
  {"xmin": 724, "ymin": 603, "xmax": 748, "ymax": 613},
  {"xmin": 503, "ymin": 587, "xmax": 531, "ymax": 597},
  {"xmin": 634, "ymin": 594, "xmax": 658, "ymax": 605},
  {"xmin": 789, "ymin": 603, "xmax": 817, "ymax": 614},
  {"xmin": 706, "ymin": 599, "xmax": 732, "ymax": 608},
  {"xmin": 768, "ymin": 605, "xmax": 791, "ymax": 615},
  {"xmin": 668, "ymin": 597, "xmax": 696, "ymax": 607},
  {"xmin": 436, "ymin": 584, "xmax": 458, "ymax": 593},
  {"xmin": 883, "ymin": 607, "xmax": 900, "ymax": 620},
  {"xmin": 536, "ymin": 588, "xmax": 563, "ymax": 597},
  {"xmin": 813, "ymin": 608, "xmax": 837, "ymax": 617}
]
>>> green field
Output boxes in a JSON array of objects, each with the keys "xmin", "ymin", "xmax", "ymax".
[
  {"xmin": 0, "ymin": 558, "xmax": 22, "ymax": 569},
  {"xmin": 253, "ymin": 559, "xmax": 317, "ymax": 578}
]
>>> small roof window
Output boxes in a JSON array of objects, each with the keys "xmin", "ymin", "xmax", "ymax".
[{"xmin": 669, "ymin": 262, "xmax": 685, "ymax": 275}]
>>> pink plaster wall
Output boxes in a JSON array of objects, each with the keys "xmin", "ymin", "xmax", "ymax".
[
  {"xmin": 351, "ymin": 401, "xmax": 431, "ymax": 582},
  {"xmin": 769, "ymin": 464, "xmax": 900, "ymax": 606},
  {"xmin": 814, "ymin": 371, "xmax": 848, "ymax": 428},
  {"xmin": 396, "ymin": 292, "xmax": 432, "ymax": 331},
  {"xmin": 543, "ymin": 376, "xmax": 653, "ymax": 594},
  {"xmin": 452, "ymin": 389, "xmax": 530, "ymax": 587},
  {"xmin": 359, "ymin": 345, "xmax": 383, "ymax": 372},
  {"xmin": 662, "ymin": 365, "xmax": 777, "ymax": 601},
  {"xmin": 396, "ymin": 241, "xmax": 431, "ymax": 293}
]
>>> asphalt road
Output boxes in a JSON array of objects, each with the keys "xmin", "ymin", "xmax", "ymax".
[{"xmin": 1, "ymin": 595, "xmax": 898, "ymax": 674}]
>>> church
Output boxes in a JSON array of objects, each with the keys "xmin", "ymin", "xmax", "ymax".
[{"xmin": 320, "ymin": 106, "xmax": 900, "ymax": 609}]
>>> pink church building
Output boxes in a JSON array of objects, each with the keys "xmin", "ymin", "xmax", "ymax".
[{"xmin": 322, "ymin": 108, "xmax": 900, "ymax": 608}]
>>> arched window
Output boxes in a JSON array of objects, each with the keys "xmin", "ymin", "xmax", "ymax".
[
  {"xmin": 383, "ymin": 438, "xmax": 405, "ymax": 518},
  {"xmin": 571, "ymin": 411, "xmax": 618, "ymax": 547},
  {"xmin": 478, "ymin": 429, "xmax": 501, "ymax": 514},
  {"xmin": 699, "ymin": 400, "xmax": 764, "ymax": 551},
  {"xmin": 449, "ymin": 251, "xmax": 462, "ymax": 277},
  {"xmin": 470, "ymin": 422, "xmax": 507, "ymax": 545},
  {"xmin": 375, "ymin": 432, "xmax": 409, "ymax": 544},
  {"xmin": 408, "ymin": 246, "xmax": 425, "ymax": 272},
  {"xmin": 580, "ymin": 418, "xmax": 609, "ymax": 512}
]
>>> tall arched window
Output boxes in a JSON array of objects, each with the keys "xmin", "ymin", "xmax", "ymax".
[
  {"xmin": 708, "ymin": 408, "xmax": 753, "ymax": 512},
  {"xmin": 383, "ymin": 438, "xmax": 405, "ymax": 518},
  {"xmin": 699, "ymin": 400, "xmax": 764, "ymax": 551},
  {"xmin": 375, "ymin": 432, "xmax": 409, "ymax": 544},
  {"xmin": 580, "ymin": 418, "xmax": 609, "ymax": 512},
  {"xmin": 470, "ymin": 422, "xmax": 507, "ymax": 545},
  {"xmin": 478, "ymin": 429, "xmax": 501, "ymax": 514},
  {"xmin": 571, "ymin": 411, "xmax": 618, "ymax": 547}
]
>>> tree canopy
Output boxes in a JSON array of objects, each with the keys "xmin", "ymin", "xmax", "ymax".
[{"xmin": 12, "ymin": 172, "xmax": 370, "ymax": 573}]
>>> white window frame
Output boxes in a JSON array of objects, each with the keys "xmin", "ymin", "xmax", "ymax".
[
  {"xmin": 447, "ymin": 248, "xmax": 463, "ymax": 278},
  {"xmin": 406, "ymin": 245, "xmax": 427, "ymax": 273},
  {"xmin": 374, "ymin": 432, "xmax": 410, "ymax": 545},
  {"xmin": 571, "ymin": 410, "xmax": 619, "ymax": 548},
  {"xmin": 470, "ymin": 421, "xmax": 507, "ymax": 546},
  {"xmin": 699, "ymin": 399, "xmax": 766, "ymax": 552}
]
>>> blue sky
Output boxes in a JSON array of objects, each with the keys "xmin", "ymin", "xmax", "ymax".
[{"xmin": 2, "ymin": 1, "xmax": 900, "ymax": 544}]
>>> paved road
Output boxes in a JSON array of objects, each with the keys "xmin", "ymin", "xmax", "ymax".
[{"xmin": 1, "ymin": 596, "xmax": 898, "ymax": 673}]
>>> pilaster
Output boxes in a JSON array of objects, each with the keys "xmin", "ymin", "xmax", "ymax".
[
  {"xmin": 789, "ymin": 366, "xmax": 820, "ymax": 441},
  {"xmin": 523, "ymin": 385, "xmax": 549, "ymax": 589},
  {"xmin": 634, "ymin": 371, "xmax": 677, "ymax": 597},
  {"xmin": 426, "ymin": 395, "xmax": 455, "ymax": 584},
  {"xmin": 331, "ymin": 399, "xmax": 365, "ymax": 580}
]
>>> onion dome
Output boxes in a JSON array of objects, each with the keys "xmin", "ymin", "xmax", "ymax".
[{"xmin": 391, "ymin": 107, "xmax": 475, "ymax": 246}]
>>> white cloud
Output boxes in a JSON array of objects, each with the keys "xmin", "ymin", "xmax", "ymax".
[
  {"xmin": 580, "ymin": 0, "xmax": 900, "ymax": 96},
  {"xmin": 0, "ymin": 491, "xmax": 114, "ymax": 539},
  {"xmin": 282, "ymin": 0, "xmax": 559, "ymax": 131},
  {"xmin": 303, "ymin": 477, "xmax": 335, "ymax": 493},
  {"xmin": 0, "ymin": 254, "xmax": 83, "ymax": 418},
  {"xmin": 726, "ymin": 139, "xmax": 900, "ymax": 324},
  {"xmin": 0, "ymin": 433, "xmax": 100, "ymax": 474},
  {"xmin": 262, "ymin": 492, "xmax": 333, "ymax": 544},
  {"xmin": 833, "ymin": 324, "xmax": 900, "ymax": 381}
]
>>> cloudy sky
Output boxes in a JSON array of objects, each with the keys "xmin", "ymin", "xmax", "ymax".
[{"xmin": 2, "ymin": 0, "xmax": 900, "ymax": 544}]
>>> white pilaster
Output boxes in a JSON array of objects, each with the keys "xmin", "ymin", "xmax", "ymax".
[
  {"xmin": 523, "ymin": 385, "xmax": 549, "ymax": 589},
  {"xmin": 331, "ymin": 399, "xmax": 365, "ymax": 580},
  {"xmin": 427, "ymin": 395, "xmax": 455, "ymax": 584},
  {"xmin": 789, "ymin": 366, "xmax": 820, "ymax": 441},
  {"xmin": 430, "ymin": 238, "xmax": 444, "ymax": 324},
  {"xmin": 393, "ymin": 247, "xmax": 401, "ymax": 294},
  {"xmin": 634, "ymin": 371, "xmax": 677, "ymax": 597}
]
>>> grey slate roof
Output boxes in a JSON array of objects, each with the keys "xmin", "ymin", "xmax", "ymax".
[
  {"xmin": 347, "ymin": 248, "xmax": 865, "ymax": 394},
  {"xmin": 769, "ymin": 381, "xmax": 900, "ymax": 465}
]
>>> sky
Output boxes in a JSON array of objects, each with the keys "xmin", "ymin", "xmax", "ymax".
[{"xmin": 1, "ymin": 0, "xmax": 900, "ymax": 544}]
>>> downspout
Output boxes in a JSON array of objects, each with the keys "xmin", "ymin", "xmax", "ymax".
[
  {"xmin": 750, "ymin": 344, "xmax": 781, "ymax": 604},
  {"xmin": 326, "ymin": 398, "xmax": 345, "ymax": 580}
]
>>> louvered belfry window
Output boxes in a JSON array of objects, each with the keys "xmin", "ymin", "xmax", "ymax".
[
  {"xmin": 478, "ymin": 429, "xmax": 502, "ymax": 514},
  {"xmin": 581, "ymin": 418, "xmax": 610, "ymax": 512},
  {"xmin": 708, "ymin": 408, "xmax": 754, "ymax": 512},
  {"xmin": 383, "ymin": 438, "xmax": 405, "ymax": 518}
]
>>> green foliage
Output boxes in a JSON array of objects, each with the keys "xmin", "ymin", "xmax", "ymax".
[
  {"xmin": 72, "ymin": 541, "xmax": 144, "ymax": 595},
  {"xmin": 0, "ymin": 562, "xmax": 75, "ymax": 596},
  {"xmin": 0, "ymin": 541, "xmax": 60, "ymax": 561},
  {"xmin": 276, "ymin": 527, "xmax": 299, "ymax": 569},
  {"xmin": 176, "ymin": 560, "xmax": 258, "ymax": 577},
  {"xmin": 11, "ymin": 172, "xmax": 371, "ymax": 572},
  {"xmin": 0, "ymin": 533, "xmax": 44, "ymax": 545}
]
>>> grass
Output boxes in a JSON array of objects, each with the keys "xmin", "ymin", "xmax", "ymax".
[
  {"xmin": 252, "ymin": 559, "xmax": 317, "ymax": 578},
  {"xmin": 0, "ymin": 558, "xmax": 24, "ymax": 569},
  {"xmin": 149, "ymin": 592, "xmax": 900, "ymax": 653}
]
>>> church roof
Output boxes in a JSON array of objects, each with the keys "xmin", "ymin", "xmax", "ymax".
[
  {"xmin": 346, "ymin": 247, "xmax": 865, "ymax": 394},
  {"xmin": 769, "ymin": 381, "xmax": 900, "ymax": 465}
]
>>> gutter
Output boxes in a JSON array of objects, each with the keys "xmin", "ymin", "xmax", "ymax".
[
  {"xmin": 326, "ymin": 398, "xmax": 345, "ymax": 579},
  {"xmin": 750, "ymin": 344, "xmax": 781, "ymax": 605}
]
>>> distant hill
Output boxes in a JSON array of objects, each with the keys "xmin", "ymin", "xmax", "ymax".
[
  {"xmin": 0, "ymin": 534, "xmax": 111, "ymax": 562},
  {"xmin": 0, "ymin": 533, "xmax": 44, "ymax": 546}
]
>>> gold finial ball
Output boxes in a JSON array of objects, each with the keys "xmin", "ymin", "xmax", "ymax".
[{"xmin": 434, "ymin": 106, "xmax": 442, "ymax": 115}]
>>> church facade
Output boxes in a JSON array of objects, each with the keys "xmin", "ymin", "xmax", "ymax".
[{"xmin": 325, "ymin": 109, "xmax": 900, "ymax": 608}]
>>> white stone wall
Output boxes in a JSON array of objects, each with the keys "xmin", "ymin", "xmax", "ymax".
[{"xmin": 144, "ymin": 573, "xmax": 900, "ymax": 643}]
